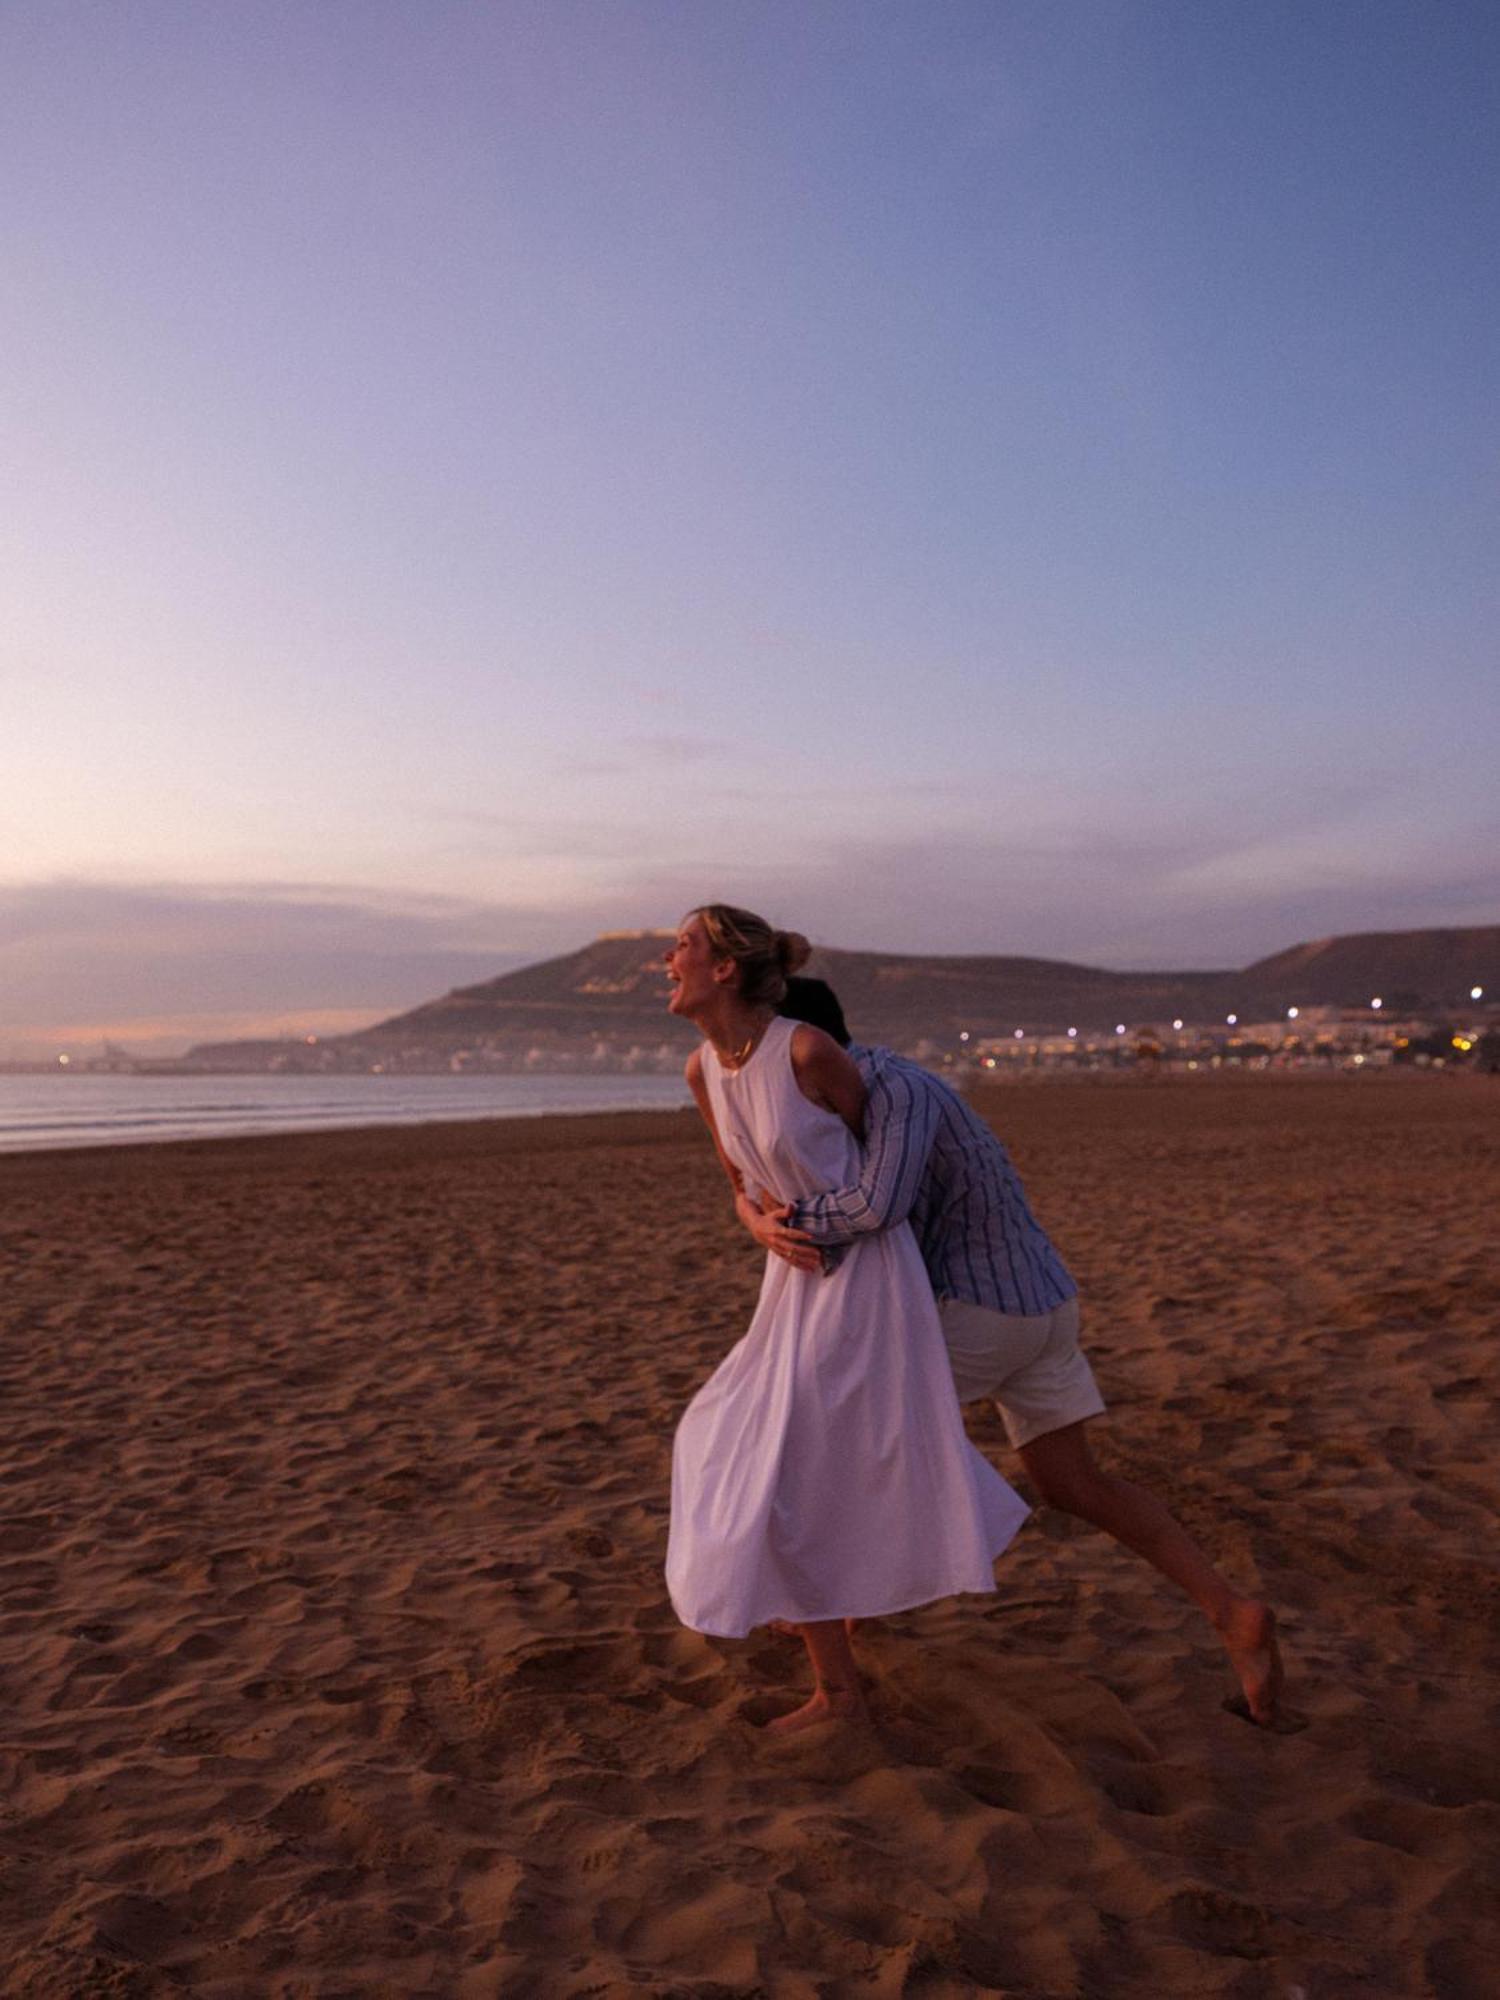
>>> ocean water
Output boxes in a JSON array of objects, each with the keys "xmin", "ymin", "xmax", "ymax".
[{"xmin": 0, "ymin": 1072, "xmax": 694, "ymax": 1153}]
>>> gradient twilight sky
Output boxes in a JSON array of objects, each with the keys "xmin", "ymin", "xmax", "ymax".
[{"xmin": 4, "ymin": 1, "xmax": 1497, "ymax": 1053}]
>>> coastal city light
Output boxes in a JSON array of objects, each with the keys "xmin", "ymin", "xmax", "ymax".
[
  {"xmin": 1287, "ymin": 1006, "xmax": 1299, "ymax": 1019},
  {"xmin": 1013, "ymin": 1028, "xmax": 1024, "ymax": 1040},
  {"xmin": 1226, "ymin": 1014, "xmax": 1238, "ymax": 1026},
  {"xmin": 1371, "ymin": 997, "xmax": 1383, "ymax": 1009},
  {"xmin": 1115, "ymin": 1024, "xmax": 1126, "ymax": 1036},
  {"xmin": 56, "ymin": 1053, "xmax": 69, "ymax": 1066},
  {"xmin": 959, "ymin": 1031, "xmax": 969, "ymax": 1042},
  {"xmin": 1067, "ymin": 1027, "xmax": 1078, "ymax": 1039},
  {"xmin": 1472, "ymin": 986, "xmax": 1484, "ymax": 1001},
  {"xmin": 1172, "ymin": 1018, "xmax": 1184, "ymax": 1030}
]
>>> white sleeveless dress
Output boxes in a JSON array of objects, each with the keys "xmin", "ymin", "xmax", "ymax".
[{"xmin": 666, "ymin": 1017, "xmax": 1028, "ymax": 1637}]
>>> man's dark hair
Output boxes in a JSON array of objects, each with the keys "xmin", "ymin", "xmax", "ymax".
[{"xmin": 779, "ymin": 974, "xmax": 851, "ymax": 1048}]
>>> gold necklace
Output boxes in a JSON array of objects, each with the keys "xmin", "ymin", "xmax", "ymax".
[{"xmin": 717, "ymin": 1019, "xmax": 767, "ymax": 1069}]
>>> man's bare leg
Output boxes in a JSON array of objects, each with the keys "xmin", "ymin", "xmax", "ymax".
[
  {"xmin": 765, "ymin": 1618, "xmax": 869, "ymax": 1734},
  {"xmin": 1018, "ymin": 1420, "xmax": 1284, "ymax": 1725}
]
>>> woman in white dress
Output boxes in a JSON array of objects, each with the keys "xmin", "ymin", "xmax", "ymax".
[{"xmin": 663, "ymin": 904, "xmax": 1028, "ymax": 1733}]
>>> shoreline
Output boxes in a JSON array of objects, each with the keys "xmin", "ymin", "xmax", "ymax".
[
  {"xmin": 0, "ymin": 1061, "xmax": 1483, "ymax": 1168},
  {"xmin": 0, "ymin": 1101, "xmax": 704, "ymax": 1177}
]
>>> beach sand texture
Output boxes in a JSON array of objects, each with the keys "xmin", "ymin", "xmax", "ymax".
[{"xmin": 2, "ymin": 1075, "xmax": 1497, "ymax": 1998}]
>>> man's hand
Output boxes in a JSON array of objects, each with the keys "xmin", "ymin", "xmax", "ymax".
[{"xmin": 733, "ymin": 1189, "xmax": 822, "ymax": 1272}]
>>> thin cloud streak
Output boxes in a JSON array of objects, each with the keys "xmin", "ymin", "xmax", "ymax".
[
  {"xmin": 0, "ymin": 881, "xmax": 546, "ymax": 1050},
  {"xmin": 4, "ymin": 781, "xmax": 1497, "ymax": 1053}
]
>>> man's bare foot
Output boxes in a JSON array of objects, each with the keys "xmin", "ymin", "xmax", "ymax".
[
  {"xmin": 1218, "ymin": 1599, "xmax": 1283, "ymax": 1726},
  {"xmin": 764, "ymin": 1684, "xmax": 867, "ymax": 1735}
]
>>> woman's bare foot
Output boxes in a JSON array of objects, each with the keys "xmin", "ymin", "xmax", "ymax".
[
  {"xmin": 764, "ymin": 1683, "xmax": 867, "ymax": 1735},
  {"xmin": 1218, "ymin": 1599, "xmax": 1284, "ymax": 1725}
]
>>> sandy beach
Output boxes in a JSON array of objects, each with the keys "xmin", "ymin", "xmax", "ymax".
[{"xmin": 2, "ymin": 1073, "xmax": 1497, "ymax": 1998}]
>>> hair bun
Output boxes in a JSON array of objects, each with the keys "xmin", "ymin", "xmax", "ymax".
[{"xmin": 776, "ymin": 930, "xmax": 812, "ymax": 974}]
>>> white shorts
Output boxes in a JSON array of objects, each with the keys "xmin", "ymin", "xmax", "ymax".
[{"xmin": 937, "ymin": 1294, "xmax": 1105, "ymax": 1450}]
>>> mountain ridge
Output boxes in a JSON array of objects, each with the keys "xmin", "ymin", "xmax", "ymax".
[{"xmin": 183, "ymin": 923, "xmax": 1499, "ymax": 1067}]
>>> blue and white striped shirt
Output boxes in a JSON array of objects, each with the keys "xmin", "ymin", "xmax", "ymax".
[{"xmin": 787, "ymin": 1046, "xmax": 1076, "ymax": 1317}]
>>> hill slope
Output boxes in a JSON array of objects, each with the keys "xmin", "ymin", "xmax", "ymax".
[
  {"xmin": 1239, "ymin": 927, "xmax": 1500, "ymax": 1008},
  {"xmin": 175, "ymin": 922, "xmax": 1498, "ymax": 1067},
  {"xmin": 352, "ymin": 923, "xmax": 1498, "ymax": 1052}
]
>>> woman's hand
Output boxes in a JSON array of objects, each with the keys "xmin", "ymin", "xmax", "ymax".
[{"xmin": 734, "ymin": 1188, "xmax": 822, "ymax": 1272}]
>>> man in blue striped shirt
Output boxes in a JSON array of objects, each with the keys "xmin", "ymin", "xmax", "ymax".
[{"xmin": 735, "ymin": 976, "xmax": 1283, "ymax": 1727}]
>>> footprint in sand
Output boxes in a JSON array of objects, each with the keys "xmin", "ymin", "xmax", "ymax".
[
  {"xmin": 98, "ymin": 1662, "xmax": 175, "ymax": 1708},
  {"xmin": 45, "ymin": 1653, "xmax": 129, "ymax": 1710},
  {"xmin": 563, "ymin": 1527, "xmax": 614, "ymax": 1560},
  {"xmin": 1222, "ymin": 1693, "xmax": 1310, "ymax": 1733},
  {"xmin": 155, "ymin": 1721, "xmax": 224, "ymax": 1757},
  {"xmin": 1432, "ymin": 1375, "xmax": 1484, "ymax": 1401},
  {"xmin": 953, "ymin": 1762, "xmax": 1056, "ymax": 1815},
  {"xmin": 1427, "ymin": 1930, "xmax": 1500, "ymax": 1999},
  {"xmin": 577, "ymin": 1840, "xmax": 634, "ymax": 1875},
  {"xmin": 316, "ymin": 1680, "xmax": 376, "ymax": 1706},
  {"xmin": 241, "ymin": 1675, "xmax": 305, "ymax": 1703},
  {"xmin": 505, "ymin": 1637, "xmax": 634, "ymax": 1691},
  {"xmin": 663, "ymin": 1672, "xmax": 734, "ymax": 1712},
  {"xmin": 1166, "ymin": 1885, "xmax": 1272, "ymax": 1960},
  {"xmin": 1374, "ymin": 1739, "xmax": 1500, "ymax": 1810},
  {"xmin": 1095, "ymin": 1759, "xmax": 1186, "ymax": 1818},
  {"xmin": 172, "ymin": 1631, "xmax": 227, "ymax": 1662},
  {"xmin": 88, "ymin": 1889, "xmax": 183, "ymax": 1966}
]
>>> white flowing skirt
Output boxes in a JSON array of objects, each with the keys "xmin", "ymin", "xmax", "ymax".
[{"xmin": 666, "ymin": 1222, "xmax": 1028, "ymax": 1637}]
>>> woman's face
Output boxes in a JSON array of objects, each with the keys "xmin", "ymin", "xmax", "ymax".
[{"xmin": 664, "ymin": 914, "xmax": 730, "ymax": 1017}]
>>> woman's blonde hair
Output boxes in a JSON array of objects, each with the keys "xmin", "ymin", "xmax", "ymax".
[{"xmin": 686, "ymin": 904, "xmax": 811, "ymax": 1008}]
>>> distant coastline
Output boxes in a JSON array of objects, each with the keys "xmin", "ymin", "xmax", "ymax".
[{"xmin": 9, "ymin": 922, "xmax": 1495, "ymax": 1081}]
